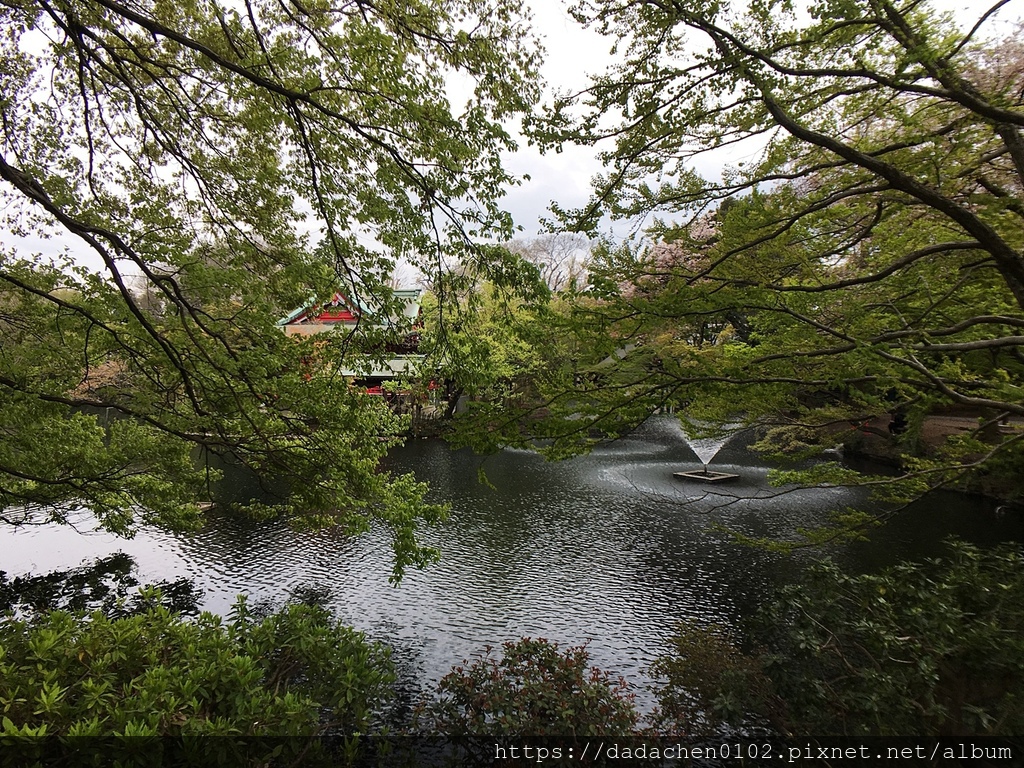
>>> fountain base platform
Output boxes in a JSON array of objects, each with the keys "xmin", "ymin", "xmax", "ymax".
[{"xmin": 673, "ymin": 470, "xmax": 740, "ymax": 483}]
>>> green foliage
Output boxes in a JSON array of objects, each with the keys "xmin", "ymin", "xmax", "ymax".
[
  {"xmin": 0, "ymin": 593, "xmax": 395, "ymax": 765},
  {"xmin": 652, "ymin": 541, "xmax": 1024, "ymax": 738},
  {"xmin": 417, "ymin": 637, "xmax": 641, "ymax": 750},
  {"xmin": 764, "ymin": 540, "xmax": 1024, "ymax": 737},
  {"xmin": 502, "ymin": 0, "xmax": 1024, "ymax": 510},
  {"xmin": 648, "ymin": 625, "xmax": 776, "ymax": 739},
  {"xmin": 420, "ymin": 262, "xmax": 583, "ymax": 451},
  {"xmin": 422, "ymin": 279, "xmax": 546, "ymax": 412},
  {"xmin": 0, "ymin": 0, "xmax": 541, "ymax": 575}
]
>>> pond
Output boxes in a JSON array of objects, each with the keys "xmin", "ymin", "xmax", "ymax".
[{"xmin": 2, "ymin": 416, "xmax": 1021, "ymax": 708}]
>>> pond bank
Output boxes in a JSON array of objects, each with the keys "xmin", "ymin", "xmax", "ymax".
[{"xmin": 840, "ymin": 413, "xmax": 1023, "ymax": 502}]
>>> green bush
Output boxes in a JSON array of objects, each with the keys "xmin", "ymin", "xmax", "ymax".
[
  {"xmin": 651, "ymin": 540, "xmax": 1024, "ymax": 739},
  {"xmin": 647, "ymin": 625, "xmax": 776, "ymax": 739},
  {"xmin": 418, "ymin": 637, "xmax": 641, "ymax": 755},
  {"xmin": 0, "ymin": 592, "xmax": 395, "ymax": 766},
  {"xmin": 763, "ymin": 540, "xmax": 1024, "ymax": 737}
]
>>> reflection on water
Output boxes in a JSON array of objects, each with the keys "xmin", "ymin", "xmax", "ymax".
[
  {"xmin": 2, "ymin": 416, "xmax": 1021, "ymax": 707},
  {"xmin": 0, "ymin": 552, "xmax": 202, "ymax": 618}
]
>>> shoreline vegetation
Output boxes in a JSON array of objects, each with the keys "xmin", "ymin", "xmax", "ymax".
[
  {"xmin": 3, "ymin": 539, "xmax": 1022, "ymax": 765},
  {"xmin": 836, "ymin": 412, "xmax": 1024, "ymax": 502}
]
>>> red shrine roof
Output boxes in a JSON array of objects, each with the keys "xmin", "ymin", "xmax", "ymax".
[{"xmin": 278, "ymin": 292, "xmax": 363, "ymax": 326}]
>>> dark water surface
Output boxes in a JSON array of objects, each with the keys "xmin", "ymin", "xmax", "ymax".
[{"xmin": 3, "ymin": 417, "xmax": 1021, "ymax": 705}]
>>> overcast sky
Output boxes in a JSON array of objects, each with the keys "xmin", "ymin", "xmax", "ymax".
[
  {"xmin": 502, "ymin": 0, "xmax": 1002, "ymax": 239},
  {"xmin": 498, "ymin": 1, "xmax": 611, "ymax": 239}
]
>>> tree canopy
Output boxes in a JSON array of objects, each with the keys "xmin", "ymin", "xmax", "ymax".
[
  {"xmin": 0, "ymin": 0, "xmax": 541, "ymax": 577},
  {"xmin": 487, "ymin": 0, "xmax": 1024, "ymax": 510}
]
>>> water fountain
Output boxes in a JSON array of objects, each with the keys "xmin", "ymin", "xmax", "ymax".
[{"xmin": 673, "ymin": 422, "xmax": 742, "ymax": 483}]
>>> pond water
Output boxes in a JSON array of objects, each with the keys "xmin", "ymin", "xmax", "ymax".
[{"xmin": 2, "ymin": 416, "xmax": 1021, "ymax": 707}]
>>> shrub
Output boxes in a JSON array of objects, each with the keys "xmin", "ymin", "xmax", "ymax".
[
  {"xmin": 647, "ymin": 624, "xmax": 776, "ymax": 739},
  {"xmin": 762, "ymin": 540, "xmax": 1024, "ymax": 737},
  {"xmin": 418, "ymin": 637, "xmax": 640, "ymax": 759},
  {"xmin": 0, "ymin": 592, "xmax": 395, "ymax": 766},
  {"xmin": 651, "ymin": 540, "xmax": 1024, "ymax": 739}
]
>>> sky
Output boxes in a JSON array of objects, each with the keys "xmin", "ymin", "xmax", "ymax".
[
  {"xmin": 497, "ymin": 2, "xmax": 611, "ymax": 239},
  {"xmin": 498, "ymin": 1, "xmax": 766, "ymax": 240}
]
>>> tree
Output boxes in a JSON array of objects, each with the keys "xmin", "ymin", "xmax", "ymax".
[
  {"xmin": 416, "ymin": 241, "xmax": 591, "ymax": 451},
  {"xmin": 506, "ymin": 232, "xmax": 593, "ymax": 292},
  {"xmin": 0, "ymin": 0, "xmax": 541, "ymax": 576},
  {"xmin": 507, "ymin": 0, "xmax": 1024, "ymax": 511}
]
